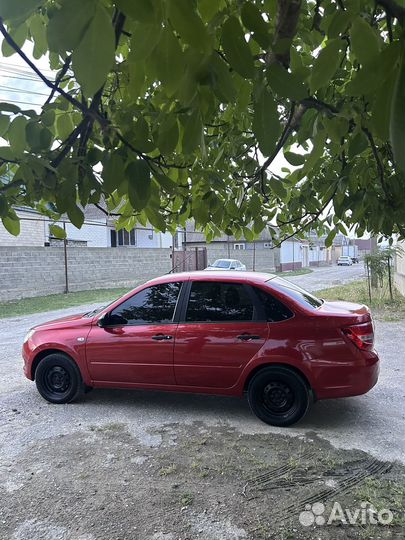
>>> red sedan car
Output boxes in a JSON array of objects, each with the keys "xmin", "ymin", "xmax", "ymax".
[{"xmin": 22, "ymin": 271, "xmax": 379, "ymax": 426}]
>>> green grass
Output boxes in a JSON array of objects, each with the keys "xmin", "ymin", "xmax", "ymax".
[
  {"xmin": 0, "ymin": 287, "xmax": 131, "ymax": 319},
  {"xmin": 314, "ymin": 280, "xmax": 405, "ymax": 319},
  {"xmin": 275, "ymin": 267, "xmax": 313, "ymax": 277}
]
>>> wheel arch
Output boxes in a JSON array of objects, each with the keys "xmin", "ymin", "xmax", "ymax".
[
  {"xmin": 243, "ymin": 362, "xmax": 314, "ymax": 397},
  {"xmin": 31, "ymin": 349, "xmax": 77, "ymax": 380}
]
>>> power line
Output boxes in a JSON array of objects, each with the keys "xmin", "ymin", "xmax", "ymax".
[
  {"xmin": 0, "ymin": 61, "xmax": 55, "ymax": 74},
  {"xmin": 0, "ymin": 97, "xmax": 44, "ymax": 106},
  {"xmin": 0, "ymin": 85, "xmax": 49, "ymax": 96}
]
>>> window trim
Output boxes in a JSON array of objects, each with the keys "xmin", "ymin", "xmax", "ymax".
[
  {"xmin": 179, "ymin": 280, "xmax": 262, "ymax": 324},
  {"xmin": 105, "ymin": 281, "xmax": 185, "ymax": 327}
]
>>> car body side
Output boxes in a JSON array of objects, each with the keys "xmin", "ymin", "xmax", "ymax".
[{"xmin": 22, "ymin": 271, "xmax": 379, "ymax": 401}]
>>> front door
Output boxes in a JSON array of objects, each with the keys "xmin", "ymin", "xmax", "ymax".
[
  {"xmin": 86, "ymin": 282, "xmax": 182, "ymax": 385},
  {"xmin": 174, "ymin": 280, "xmax": 268, "ymax": 389}
]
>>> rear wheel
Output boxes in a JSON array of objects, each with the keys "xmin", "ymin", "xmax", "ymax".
[
  {"xmin": 35, "ymin": 353, "xmax": 84, "ymax": 404},
  {"xmin": 247, "ymin": 366, "xmax": 310, "ymax": 427}
]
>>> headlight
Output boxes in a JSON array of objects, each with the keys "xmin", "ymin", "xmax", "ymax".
[{"xmin": 24, "ymin": 329, "xmax": 35, "ymax": 343}]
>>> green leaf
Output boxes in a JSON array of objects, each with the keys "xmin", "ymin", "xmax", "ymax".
[
  {"xmin": 0, "ymin": 102, "xmax": 20, "ymax": 113},
  {"xmin": 126, "ymin": 159, "xmax": 151, "ymax": 211},
  {"xmin": 284, "ymin": 151, "xmax": 305, "ymax": 166},
  {"xmin": 182, "ymin": 109, "xmax": 203, "ymax": 154},
  {"xmin": 49, "ymin": 224, "xmax": 67, "ymax": 239},
  {"xmin": 210, "ymin": 54, "xmax": 237, "ymax": 103},
  {"xmin": 8, "ymin": 116, "xmax": 27, "ymax": 156},
  {"xmin": 0, "ymin": 0, "xmax": 43, "ymax": 22},
  {"xmin": 2, "ymin": 213, "xmax": 20, "ymax": 236},
  {"xmin": 325, "ymin": 228, "xmax": 337, "ymax": 248},
  {"xmin": 267, "ymin": 63, "xmax": 308, "ymax": 101},
  {"xmin": 47, "ymin": 0, "xmax": 96, "ymax": 53},
  {"xmin": 269, "ymin": 177, "xmax": 287, "ymax": 198},
  {"xmin": 371, "ymin": 70, "xmax": 396, "ymax": 141},
  {"xmin": 115, "ymin": 0, "xmax": 155, "ymax": 22},
  {"xmin": 390, "ymin": 49, "xmax": 405, "ymax": 174},
  {"xmin": 29, "ymin": 14, "xmax": 47, "ymax": 58},
  {"xmin": 41, "ymin": 110, "xmax": 55, "ymax": 127},
  {"xmin": 144, "ymin": 206, "xmax": 166, "ymax": 231},
  {"xmin": 154, "ymin": 171, "xmax": 178, "ymax": 193},
  {"xmin": 151, "ymin": 27, "xmax": 185, "ymax": 96},
  {"xmin": 241, "ymin": 2, "xmax": 270, "ymax": 49},
  {"xmin": 326, "ymin": 10, "xmax": 352, "ymax": 38},
  {"xmin": 0, "ymin": 195, "xmax": 8, "ymax": 217},
  {"xmin": 66, "ymin": 204, "xmax": 84, "ymax": 229},
  {"xmin": 71, "ymin": 3, "xmax": 115, "ymax": 97},
  {"xmin": 56, "ymin": 113, "xmax": 74, "ymax": 140},
  {"xmin": 252, "ymin": 87, "xmax": 280, "ymax": 156},
  {"xmin": 168, "ymin": 0, "xmax": 211, "ymax": 51},
  {"xmin": 221, "ymin": 16, "xmax": 254, "ymax": 79},
  {"xmin": 309, "ymin": 39, "xmax": 345, "ymax": 93},
  {"xmin": 1, "ymin": 24, "xmax": 27, "ymax": 57},
  {"xmin": 157, "ymin": 114, "xmax": 179, "ymax": 154},
  {"xmin": 102, "ymin": 153, "xmax": 126, "ymax": 193},
  {"xmin": 349, "ymin": 16, "xmax": 380, "ymax": 66},
  {"xmin": 129, "ymin": 22, "xmax": 161, "ymax": 61},
  {"xmin": 348, "ymin": 131, "xmax": 368, "ymax": 160},
  {"xmin": 0, "ymin": 115, "xmax": 9, "ymax": 137}
]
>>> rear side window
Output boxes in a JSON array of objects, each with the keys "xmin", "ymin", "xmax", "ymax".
[
  {"xmin": 267, "ymin": 277, "xmax": 323, "ymax": 309},
  {"xmin": 186, "ymin": 281, "xmax": 254, "ymax": 322},
  {"xmin": 253, "ymin": 287, "xmax": 294, "ymax": 322},
  {"xmin": 111, "ymin": 282, "xmax": 181, "ymax": 324}
]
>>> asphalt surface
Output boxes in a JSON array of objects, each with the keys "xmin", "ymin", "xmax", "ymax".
[
  {"xmin": 285, "ymin": 263, "xmax": 366, "ymax": 291},
  {"xmin": 0, "ymin": 263, "xmax": 403, "ymax": 467}
]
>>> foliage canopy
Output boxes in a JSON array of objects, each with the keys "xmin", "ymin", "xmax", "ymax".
[{"xmin": 0, "ymin": 0, "xmax": 404, "ymax": 244}]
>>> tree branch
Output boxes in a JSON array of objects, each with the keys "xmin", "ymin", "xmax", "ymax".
[
  {"xmin": 377, "ymin": 0, "xmax": 405, "ymax": 24},
  {"xmin": 267, "ymin": 0, "xmax": 302, "ymax": 67}
]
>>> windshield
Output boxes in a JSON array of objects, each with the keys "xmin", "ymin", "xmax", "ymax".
[
  {"xmin": 211, "ymin": 260, "xmax": 231, "ymax": 268},
  {"xmin": 267, "ymin": 277, "xmax": 323, "ymax": 309},
  {"xmin": 83, "ymin": 295, "xmax": 125, "ymax": 318}
]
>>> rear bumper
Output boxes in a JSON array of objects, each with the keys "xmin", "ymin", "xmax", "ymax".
[{"xmin": 313, "ymin": 351, "xmax": 380, "ymax": 400}]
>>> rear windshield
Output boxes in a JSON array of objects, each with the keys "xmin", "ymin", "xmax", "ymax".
[{"xmin": 267, "ymin": 277, "xmax": 323, "ymax": 309}]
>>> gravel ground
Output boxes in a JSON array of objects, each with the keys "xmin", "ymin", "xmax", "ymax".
[{"xmin": 0, "ymin": 265, "xmax": 404, "ymax": 540}]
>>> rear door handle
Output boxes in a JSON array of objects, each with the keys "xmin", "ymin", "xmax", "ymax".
[
  {"xmin": 152, "ymin": 334, "xmax": 173, "ymax": 341},
  {"xmin": 237, "ymin": 334, "xmax": 261, "ymax": 341}
]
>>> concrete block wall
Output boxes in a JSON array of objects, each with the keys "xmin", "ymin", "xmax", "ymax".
[
  {"xmin": 0, "ymin": 246, "xmax": 172, "ymax": 301},
  {"xmin": 394, "ymin": 241, "xmax": 405, "ymax": 297}
]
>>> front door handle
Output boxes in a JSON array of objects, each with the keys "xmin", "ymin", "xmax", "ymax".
[
  {"xmin": 237, "ymin": 334, "xmax": 261, "ymax": 341},
  {"xmin": 152, "ymin": 334, "xmax": 173, "ymax": 341}
]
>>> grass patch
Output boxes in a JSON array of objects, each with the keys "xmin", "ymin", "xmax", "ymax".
[
  {"xmin": 314, "ymin": 280, "xmax": 405, "ymax": 320},
  {"xmin": 275, "ymin": 267, "xmax": 313, "ymax": 277},
  {"xmin": 0, "ymin": 287, "xmax": 131, "ymax": 319}
]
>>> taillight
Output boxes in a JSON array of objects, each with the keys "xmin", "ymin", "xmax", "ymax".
[{"xmin": 342, "ymin": 321, "xmax": 374, "ymax": 351}]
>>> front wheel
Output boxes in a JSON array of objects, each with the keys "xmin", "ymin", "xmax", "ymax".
[
  {"xmin": 35, "ymin": 353, "xmax": 84, "ymax": 404},
  {"xmin": 247, "ymin": 366, "xmax": 310, "ymax": 427}
]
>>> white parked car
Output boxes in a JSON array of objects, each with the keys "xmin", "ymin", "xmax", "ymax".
[
  {"xmin": 205, "ymin": 259, "xmax": 247, "ymax": 271},
  {"xmin": 337, "ymin": 256, "xmax": 353, "ymax": 266}
]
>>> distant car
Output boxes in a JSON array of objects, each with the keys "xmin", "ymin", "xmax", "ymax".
[
  {"xmin": 205, "ymin": 259, "xmax": 246, "ymax": 271},
  {"xmin": 337, "ymin": 256, "xmax": 353, "ymax": 266},
  {"xmin": 351, "ymin": 257, "xmax": 359, "ymax": 264},
  {"xmin": 23, "ymin": 271, "xmax": 379, "ymax": 427}
]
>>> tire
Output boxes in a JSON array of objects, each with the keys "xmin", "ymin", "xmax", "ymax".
[
  {"xmin": 247, "ymin": 366, "xmax": 310, "ymax": 427},
  {"xmin": 35, "ymin": 353, "xmax": 84, "ymax": 404}
]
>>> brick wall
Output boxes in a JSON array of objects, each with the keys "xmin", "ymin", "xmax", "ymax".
[{"xmin": 0, "ymin": 246, "xmax": 172, "ymax": 301}]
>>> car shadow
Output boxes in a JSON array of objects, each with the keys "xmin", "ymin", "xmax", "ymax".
[{"xmin": 82, "ymin": 387, "xmax": 369, "ymax": 431}]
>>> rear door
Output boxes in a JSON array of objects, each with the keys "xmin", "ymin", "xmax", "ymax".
[
  {"xmin": 86, "ymin": 282, "xmax": 183, "ymax": 385},
  {"xmin": 173, "ymin": 280, "xmax": 268, "ymax": 389}
]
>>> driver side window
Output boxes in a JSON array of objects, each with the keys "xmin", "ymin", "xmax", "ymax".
[{"xmin": 110, "ymin": 282, "xmax": 181, "ymax": 325}]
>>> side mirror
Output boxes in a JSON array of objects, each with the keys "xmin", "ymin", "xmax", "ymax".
[{"xmin": 98, "ymin": 313, "xmax": 127, "ymax": 327}]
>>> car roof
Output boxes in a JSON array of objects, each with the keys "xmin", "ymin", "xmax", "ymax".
[
  {"xmin": 212, "ymin": 258, "xmax": 239, "ymax": 262},
  {"xmin": 145, "ymin": 270, "xmax": 275, "ymax": 286}
]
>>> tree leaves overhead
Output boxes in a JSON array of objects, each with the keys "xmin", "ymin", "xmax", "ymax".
[
  {"xmin": 221, "ymin": 16, "xmax": 255, "ymax": 79},
  {"xmin": 71, "ymin": 3, "xmax": 115, "ymax": 97},
  {"xmin": 0, "ymin": 0, "xmax": 404, "ymax": 243},
  {"xmin": 252, "ymin": 87, "xmax": 280, "ymax": 157}
]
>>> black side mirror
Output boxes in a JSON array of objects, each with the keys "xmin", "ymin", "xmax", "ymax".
[{"xmin": 98, "ymin": 313, "xmax": 127, "ymax": 327}]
